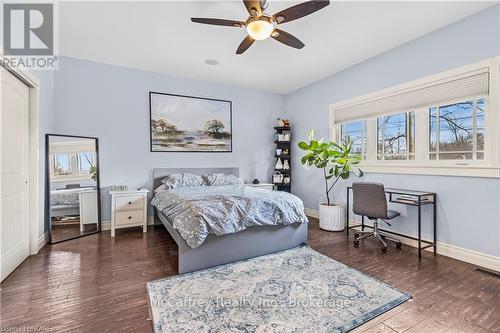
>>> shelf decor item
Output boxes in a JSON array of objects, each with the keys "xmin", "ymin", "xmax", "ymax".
[
  {"xmin": 283, "ymin": 160, "xmax": 290, "ymax": 170},
  {"xmin": 111, "ymin": 185, "xmax": 129, "ymax": 192},
  {"xmin": 273, "ymin": 171, "xmax": 284, "ymax": 184},
  {"xmin": 275, "ymin": 158, "xmax": 283, "ymax": 170},
  {"xmin": 298, "ymin": 130, "xmax": 363, "ymax": 231}
]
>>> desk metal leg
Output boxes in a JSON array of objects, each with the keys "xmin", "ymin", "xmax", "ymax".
[
  {"xmin": 418, "ymin": 197, "xmax": 422, "ymax": 260},
  {"xmin": 362, "ymin": 215, "xmax": 365, "ymax": 231},
  {"xmin": 433, "ymin": 195, "xmax": 437, "ymax": 255},
  {"xmin": 346, "ymin": 187, "xmax": 350, "ymax": 236}
]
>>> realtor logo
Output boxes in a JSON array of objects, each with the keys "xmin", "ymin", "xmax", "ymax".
[{"xmin": 3, "ymin": 3, "xmax": 54, "ymax": 56}]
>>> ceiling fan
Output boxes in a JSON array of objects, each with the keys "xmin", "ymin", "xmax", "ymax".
[{"xmin": 191, "ymin": 0, "xmax": 330, "ymax": 54}]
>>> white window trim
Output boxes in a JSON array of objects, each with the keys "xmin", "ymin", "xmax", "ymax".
[
  {"xmin": 329, "ymin": 57, "xmax": 500, "ymax": 178},
  {"xmin": 375, "ymin": 111, "xmax": 415, "ymax": 161}
]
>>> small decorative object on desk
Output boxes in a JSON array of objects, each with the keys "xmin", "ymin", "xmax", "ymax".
[
  {"xmin": 111, "ymin": 185, "xmax": 128, "ymax": 192},
  {"xmin": 252, "ymin": 178, "xmax": 260, "ymax": 184}
]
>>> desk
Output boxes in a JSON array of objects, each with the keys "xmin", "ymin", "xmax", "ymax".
[{"xmin": 346, "ymin": 187, "xmax": 436, "ymax": 259}]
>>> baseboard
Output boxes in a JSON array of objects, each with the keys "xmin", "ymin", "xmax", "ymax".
[
  {"xmin": 304, "ymin": 208, "xmax": 319, "ymax": 219},
  {"xmin": 37, "ymin": 231, "xmax": 49, "ymax": 252},
  {"xmin": 305, "ymin": 208, "xmax": 500, "ymax": 272},
  {"xmin": 101, "ymin": 216, "xmax": 155, "ymax": 231}
]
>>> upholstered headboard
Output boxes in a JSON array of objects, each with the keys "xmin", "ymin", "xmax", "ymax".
[{"xmin": 153, "ymin": 167, "xmax": 240, "ymax": 189}]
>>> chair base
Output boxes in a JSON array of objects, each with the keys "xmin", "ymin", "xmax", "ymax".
[{"xmin": 353, "ymin": 219, "xmax": 402, "ymax": 252}]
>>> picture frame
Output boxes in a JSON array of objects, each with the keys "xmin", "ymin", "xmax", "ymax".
[{"xmin": 149, "ymin": 92, "xmax": 232, "ymax": 152}]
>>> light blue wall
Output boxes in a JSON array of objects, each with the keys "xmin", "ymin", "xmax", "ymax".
[
  {"xmin": 30, "ymin": 70, "xmax": 55, "ymax": 235},
  {"xmin": 49, "ymin": 57, "xmax": 285, "ymax": 223},
  {"xmin": 285, "ymin": 5, "xmax": 500, "ymax": 256}
]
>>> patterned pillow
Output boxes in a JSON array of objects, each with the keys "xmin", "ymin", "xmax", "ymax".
[
  {"xmin": 203, "ymin": 173, "xmax": 242, "ymax": 186},
  {"xmin": 161, "ymin": 173, "xmax": 204, "ymax": 189}
]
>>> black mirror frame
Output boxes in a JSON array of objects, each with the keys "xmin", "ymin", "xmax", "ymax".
[{"xmin": 45, "ymin": 134, "xmax": 102, "ymax": 244}]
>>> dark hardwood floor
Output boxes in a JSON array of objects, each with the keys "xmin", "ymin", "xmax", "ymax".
[{"xmin": 1, "ymin": 220, "xmax": 498, "ymax": 332}]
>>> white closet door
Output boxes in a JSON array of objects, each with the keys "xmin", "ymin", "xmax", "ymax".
[{"xmin": 1, "ymin": 70, "xmax": 30, "ymax": 281}]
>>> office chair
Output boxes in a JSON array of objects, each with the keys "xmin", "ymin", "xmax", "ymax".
[{"xmin": 352, "ymin": 182, "xmax": 402, "ymax": 252}]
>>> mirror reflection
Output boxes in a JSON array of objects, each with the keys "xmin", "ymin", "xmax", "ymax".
[{"xmin": 47, "ymin": 135, "xmax": 100, "ymax": 243}]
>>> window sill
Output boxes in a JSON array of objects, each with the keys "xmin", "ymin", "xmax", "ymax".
[
  {"xmin": 358, "ymin": 163, "xmax": 500, "ymax": 178},
  {"xmin": 51, "ymin": 176, "xmax": 94, "ymax": 182}
]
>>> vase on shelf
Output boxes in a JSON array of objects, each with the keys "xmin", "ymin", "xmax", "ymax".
[
  {"xmin": 283, "ymin": 160, "xmax": 290, "ymax": 170},
  {"xmin": 275, "ymin": 158, "xmax": 283, "ymax": 170}
]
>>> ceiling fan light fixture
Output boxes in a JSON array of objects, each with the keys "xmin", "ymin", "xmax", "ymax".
[{"xmin": 246, "ymin": 19, "xmax": 274, "ymax": 40}]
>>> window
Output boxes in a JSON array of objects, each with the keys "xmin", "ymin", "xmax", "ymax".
[
  {"xmin": 330, "ymin": 58, "xmax": 499, "ymax": 177},
  {"xmin": 377, "ymin": 112, "xmax": 415, "ymax": 160},
  {"xmin": 340, "ymin": 120, "xmax": 367, "ymax": 158},
  {"xmin": 429, "ymin": 98, "xmax": 485, "ymax": 160},
  {"xmin": 51, "ymin": 152, "xmax": 95, "ymax": 178},
  {"xmin": 53, "ymin": 154, "xmax": 71, "ymax": 176}
]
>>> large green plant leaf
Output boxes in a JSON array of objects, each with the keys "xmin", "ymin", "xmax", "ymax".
[{"xmin": 298, "ymin": 130, "xmax": 364, "ymax": 203}]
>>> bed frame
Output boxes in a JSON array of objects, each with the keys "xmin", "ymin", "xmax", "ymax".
[{"xmin": 153, "ymin": 168, "xmax": 308, "ymax": 274}]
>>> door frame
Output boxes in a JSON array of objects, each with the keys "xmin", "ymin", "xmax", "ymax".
[{"xmin": 1, "ymin": 51, "xmax": 42, "ymax": 255}]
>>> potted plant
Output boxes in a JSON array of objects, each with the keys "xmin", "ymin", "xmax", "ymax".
[{"xmin": 298, "ymin": 130, "xmax": 363, "ymax": 231}]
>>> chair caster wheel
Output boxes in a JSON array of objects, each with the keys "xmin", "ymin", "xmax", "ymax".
[
  {"xmin": 353, "ymin": 240, "xmax": 359, "ymax": 247},
  {"xmin": 396, "ymin": 242, "xmax": 402, "ymax": 249},
  {"xmin": 381, "ymin": 246, "xmax": 387, "ymax": 253}
]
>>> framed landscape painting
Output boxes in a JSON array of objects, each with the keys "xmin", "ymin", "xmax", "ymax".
[{"xmin": 149, "ymin": 92, "xmax": 232, "ymax": 152}]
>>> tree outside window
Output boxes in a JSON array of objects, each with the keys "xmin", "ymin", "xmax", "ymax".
[
  {"xmin": 377, "ymin": 112, "xmax": 415, "ymax": 160},
  {"xmin": 429, "ymin": 98, "xmax": 485, "ymax": 160}
]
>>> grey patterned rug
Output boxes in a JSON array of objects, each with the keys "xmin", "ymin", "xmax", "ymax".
[{"xmin": 147, "ymin": 245, "xmax": 411, "ymax": 333}]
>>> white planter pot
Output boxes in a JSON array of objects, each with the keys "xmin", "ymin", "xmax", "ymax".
[{"xmin": 319, "ymin": 202, "xmax": 345, "ymax": 231}]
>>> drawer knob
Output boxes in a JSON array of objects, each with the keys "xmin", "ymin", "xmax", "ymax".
[
  {"xmin": 128, "ymin": 201, "xmax": 132, "ymax": 204},
  {"xmin": 128, "ymin": 216, "xmax": 132, "ymax": 219}
]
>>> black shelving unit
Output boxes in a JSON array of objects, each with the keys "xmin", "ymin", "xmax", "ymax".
[{"xmin": 274, "ymin": 127, "xmax": 291, "ymax": 192}]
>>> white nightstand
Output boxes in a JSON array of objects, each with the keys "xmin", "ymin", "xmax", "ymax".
[
  {"xmin": 110, "ymin": 189, "xmax": 149, "ymax": 237},
  {"xmin": 247, "ymin": 183, "xmax": 275, "ymax": 190}
]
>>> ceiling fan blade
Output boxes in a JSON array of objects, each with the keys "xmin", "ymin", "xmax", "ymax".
[
  {"xmin": 236, "ymin": 35, "xmax": 255, "ymax": 54},
  {"xmin": 191, "ymin": 18, "xmax": 244, "ymax": 27},
  {"xmin": 273, "ymin": 0, "xmax": 330, "ymax": 24},
  {"xmin": 243, "ymin": 0, "xmax": 262, "ymax": 17},
  {"xmin": 271, "ymin": 29, "xmax": 305, "ymax": 49}
]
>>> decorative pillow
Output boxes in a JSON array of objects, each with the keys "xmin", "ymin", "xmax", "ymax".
[
  {"xmin": 154, "ymin": 184, "xmax": 166, "ymax": 194},
  {"xmin": 161, "ymin": 173, "xmax": 204, "ymax": 189},
  {"xmin": 203, "ymin": 173, "xmax": 242, "ymax": 186}
]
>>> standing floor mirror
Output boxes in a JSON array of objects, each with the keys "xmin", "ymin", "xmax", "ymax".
[{"xmin": 46, "ymin": 134, "xmax": 101, "ymax": 243}]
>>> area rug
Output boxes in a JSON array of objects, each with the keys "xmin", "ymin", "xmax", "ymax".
[{"xmin": 146, "ymin": 245, "xmax": 411, "ymax": 333}]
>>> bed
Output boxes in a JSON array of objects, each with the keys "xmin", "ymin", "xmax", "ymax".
[
  {"xmin": 50, "ymin": 187, "xmax": 94, "ymax": 216},
  {"xmin": 152, "ymin": 168, "xmax": 308, "ymax": 274}
]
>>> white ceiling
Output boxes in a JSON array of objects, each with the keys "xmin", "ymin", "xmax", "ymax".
[{"xmin": 59, "ymin": 1, "xmax": 496, "ymax": 94}]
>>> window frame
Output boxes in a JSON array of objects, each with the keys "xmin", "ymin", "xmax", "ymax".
[
  {"xmin": 340, "ymin": 120, "xmax": 368, "ymax": 159},
  {"xmin": 428, "ymin": 95, "xmax": 486, "ymax": 162},
  {"xmin": 376, "ymin": 111, "xmax": 416, "ymax": 161},
  {"xmin": 50, "ymin": 151, "xmax": 95, "ymax": 180},
  {"xmin": 329, "ymin": 57, "xmax": 500, "ymax": 177}
]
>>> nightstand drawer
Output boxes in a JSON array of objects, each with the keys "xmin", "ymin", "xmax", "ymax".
[
  {"xmin": 115, "ymin": 195, "xmax": 144, "ymax": 211},
  {"xmin": 115, "ymin": 210, "xmax": 144, "ymax": 226}
]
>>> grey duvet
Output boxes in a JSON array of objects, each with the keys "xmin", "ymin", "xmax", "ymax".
[{"xmin": 151, "ymin": 185, "xmax": 308, "ymax": 248}]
